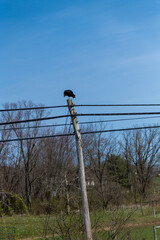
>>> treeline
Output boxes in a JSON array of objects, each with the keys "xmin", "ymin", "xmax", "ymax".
[{"xmin": 0, "ymin": 100, "xmax": 160, "ymax": 213}]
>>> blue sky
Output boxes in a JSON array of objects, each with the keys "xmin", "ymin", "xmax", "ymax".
[{"xmin": 0, "ymin": 0, "xmax": 160, "ymax": 114}]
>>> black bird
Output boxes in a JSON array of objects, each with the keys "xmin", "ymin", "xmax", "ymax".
[{"xmin": 64, "ymin": 90, "xmax": 75, "ymax": 98}]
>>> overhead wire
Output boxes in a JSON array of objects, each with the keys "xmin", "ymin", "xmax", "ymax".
[
  {"xmin": 0, "ymin": 123, "xmax": 67, "ymax": 131},
  {"xmin": 1, "ymin": 115, "xmax": 160, "ymax": 132},
  {"xmin": 63, "ymin": 109, "xmax": 71, "ymax": 134},
  {"xmin": 81, "ymin": 125, "xmax": 160, "ymax": 135},
  {"xmin": 74, "ymin": 104, "xmax": 160, "ymax": 107},
  {"xmin": 1, "ymin": 112, "xmax": 160, "ymax": 127},
  {"xmin": 78, "ymin": 115, "xmax": 160, "ymax": 125},
  {"xmin": 0, "ymin": 105, "xmax": 68, "ymax": 112},
  {"xmin": 0, "ymin": 103, "xmax": 160, "ymax": 112},
  {"xmin": 74, "ymin": 112, "xmax": 160, "ymax": 117},
  {"xmin": 0, "ymin": 133, "xmax": 73, "ymax": 143},
  {"xmin": 1, "ymin": 103, "xmax": 160, "ymax": 112},
  {"xmin": 0, "ymin": 115, "xmax": 69, "ymax": 126},
  {"xmin": 2, "ymin": 102, "xmax": 160, "ymax": 141},
  {"xmin": 1, "ymin": 124, "xmax": 160, "ymax": 143}
]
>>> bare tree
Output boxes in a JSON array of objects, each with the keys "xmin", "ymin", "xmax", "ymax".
[
  {"xmin": 3, "ymin": 100, "xmax": 47, "ymax": 209},
  {"xmin": 83, "ymin": 125, "xmax": 116, "ymax": 209},
  {"xmin": 38, "ymin": 128, "xmax": 76, "ymax": 213},
  {"xmin": 0, "ymin": 112, "xmax": 13, "ymax": 191},
  {"xmin": 121, "ymin": 128, "xmax": 160, "ymax": 205}
]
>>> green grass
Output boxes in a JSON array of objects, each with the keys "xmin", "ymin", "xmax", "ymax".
[
  {"xmin": 0, "ymin": 214, "xmax": 55, "ymax": 239},
  {"xmin": 131, "ymin": 226, "xmax": 154, "ymax": 240},
  {"xmin": 130, "ymin": 226, "xmax": 160, "ymax": 240},
  {"xmin": 35, "ymin": 227, "xmax": 160, "ymax": 240},
  {"xmin": 1, "ymin": 207, "xmax": 160, "ymax": 239}
]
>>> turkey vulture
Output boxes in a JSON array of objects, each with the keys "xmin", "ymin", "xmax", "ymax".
[{"xmin": 64, "ymin": 90, "xmax": 75, "ymax": 98}]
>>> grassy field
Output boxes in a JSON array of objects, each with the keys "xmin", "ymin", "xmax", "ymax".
[{"xmin": 1, "ymin": 206, "xmax": 160, "ymax": 239}]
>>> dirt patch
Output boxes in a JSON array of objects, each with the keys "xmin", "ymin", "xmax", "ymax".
[{"xmin": 102, "ymin": 221, "xmax": 160, "ymax": 231}]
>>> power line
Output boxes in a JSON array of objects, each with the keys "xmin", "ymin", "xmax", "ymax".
[
  {"xmin": 75, "ymin": 112, "xmax": 160, "ymax": 117},
  {"xmin": 0, "ymin": 105, "xmax": 68, "ymax": 112},
  {"xmin": 79, "ymin": 115, "xmax": 160, "ymax": 125},
  {"xmin": 1, "ymin": 115, "xmax": 160, "ymax": 132},
  {"xmin": 81, "ymin": 125, "xmax": 160, "ymax": 135},
  {"xmin": 1, "ymin": 103, "xmax": 160, "ymax": 113},
  {"xmin": 75, "ymin": 104, "xmax": 160, "ymax": 107},
  {"xmin": 1, "ymin": 124, "xmax": 160, "ymax": 143},
  {"xmin": 0, "ymin": 133, "xmax": 74, "ymax": 142},
  {"xmin": 0, "ymin": 115, "xmax": 70, "ymax": 126},
  {"xmin": 0, "ymin": 123, "xmax": 70, "ymax": 131},
  {"xmin": 2, "ymin": 112, "xmax": 160, "ymax": 127}
]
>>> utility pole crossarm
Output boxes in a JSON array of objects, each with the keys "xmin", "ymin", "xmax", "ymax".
[{"xmin": 67, "ymin": 98, "xmax": 92, "ymax": 240}]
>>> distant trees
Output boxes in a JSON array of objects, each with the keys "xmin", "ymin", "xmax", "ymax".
[
  {"xmin": 121, "ymin": 129, "xmax": 160, "ymax": 203},
  {"xmin": 83, "ymin": 126, "xmax": 160, "ymax": 209},
  {"xmin": 0, "ymin": 100, "xmax": 160, "ymax": 213},
  {"xmin": 2, "ymin": 100, "xmax": 47, "ymax": 208},
  {"xmin": 106, "ymin": 154, "xmax": 129, "ymax": 188},
  {"xmin": 0, "ymin": 100, "xmax": 78, "ymax": 212},
  {"xmin": 38, "ymin": 133, "xmax": 76, "ymax": 212},
  {"xmin": 0, "ymin": 112, "xmax": 16, "ymax": 192},
  {"xmin": 83, "ymin": 129, "xmax": 124, "ymax": 209}
]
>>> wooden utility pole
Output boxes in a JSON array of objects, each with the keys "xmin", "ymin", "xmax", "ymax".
[{"xmin": 67, "ymin": 98, "xmax": 92, "ymax": 240}]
